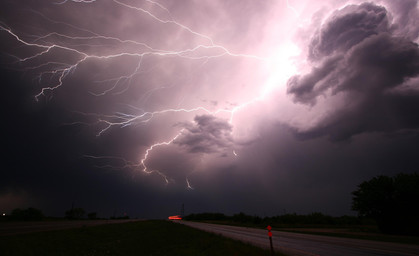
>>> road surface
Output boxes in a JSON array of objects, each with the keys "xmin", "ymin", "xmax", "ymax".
[
  {"xmin": 0, "ymin": 219, "xmax": 137, "ymax": 236},
  {"xmin": 180, "ymin": 221, "xmax": 419, "ymax": 256}
]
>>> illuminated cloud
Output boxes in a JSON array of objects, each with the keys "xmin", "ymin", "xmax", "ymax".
[
  {"xmin": 308, "ymin": 3, "xmax": 389, "ymax": 61},
  {"xmin": 175, "ymin": 115, "xmax": 233, "ymax": 154},
  {"xmin": 287, "ymin": 2, "xmax": 419, "ymax": 140},
  {"xmin": 1, "ymin": 0, "xmax": 418, "ymax": 218}
]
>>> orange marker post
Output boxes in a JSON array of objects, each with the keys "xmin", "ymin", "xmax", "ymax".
[{"xmin": 267, "ymin": 225, "xmax": 274, "ymax": 255}]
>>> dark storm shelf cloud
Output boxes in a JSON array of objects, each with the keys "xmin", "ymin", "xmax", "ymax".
[{"xmin": 287, "ymin": 2, "xmax": 419, "ymax": 140}]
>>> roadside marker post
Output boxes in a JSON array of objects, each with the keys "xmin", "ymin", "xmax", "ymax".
[{"xmin": 267, "ymin": 225, "xmax": 274, "ymax": 256}]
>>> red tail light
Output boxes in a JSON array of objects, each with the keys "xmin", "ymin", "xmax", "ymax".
[{"xmin": 168, "ymin": 215, "xmax": 182, "ymax": 220}]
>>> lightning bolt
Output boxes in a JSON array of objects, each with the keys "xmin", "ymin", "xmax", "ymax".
[
  {"xmin": 286, "ymin": 0, "xmax": 299, "ymax": 17},
  {"xmin": 186, "ymin": 177, "xmax": 194, "ymax": 190},
  {"xmin": 140, "ymin": 130, "xmax": 184, "ymax": 181},
  {"xmin": 1, "ymin": 0, "xmax": 298, "ymax": 188}
]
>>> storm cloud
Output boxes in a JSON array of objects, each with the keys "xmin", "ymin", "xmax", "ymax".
[
  {"xmin": 287, "ymin": 2, "xmax": 419, "ymax": 140},
  {"xmin": 1, "ymin": 0, "xmax": 419, "ymax": 219},
  {"xmin": 175, "ymin": 115, "xmax": 233, "ymax": 154}
]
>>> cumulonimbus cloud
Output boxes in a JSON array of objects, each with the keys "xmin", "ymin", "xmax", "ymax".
[
  {"xmin": 286, "ymin": 2, "xmax": 419, "ymax": 140},
  {"xmin": 174, "ymin": 115, "xmax": 234, "ymax": 154}
]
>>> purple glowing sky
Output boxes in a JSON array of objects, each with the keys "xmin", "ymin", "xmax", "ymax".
[{"xmin": 1, "ymin": 0, "xmax": 418, "ymax": 218}]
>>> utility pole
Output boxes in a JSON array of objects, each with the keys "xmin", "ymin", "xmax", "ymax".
[{"xmin": 181, "ymin": 203, "xmax": 184, "ymax": 216}]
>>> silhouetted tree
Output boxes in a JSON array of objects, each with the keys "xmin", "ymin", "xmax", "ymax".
[
  {"xmin": 10, "ymin": 207, "xmax": 44, "ymax": 221},
  {"xmin": 65, "ymin": 208, "xmax": 85, "ymax": 220},
  {"xmin": 87, "ymin": 212, "xmax": 97, "ymax": 220},
  {"xmin": 352, "ymin": 173, "xmax": 419, "ymax": 235},
  {"xmin": 184, "ymin": 212, "xmax": 228, "ymax": 221},
  {"xmin": 233, "ymin": 212, "xmax": 254, "ymax": 223}
]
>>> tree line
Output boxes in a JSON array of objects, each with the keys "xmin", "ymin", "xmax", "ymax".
[
  {"xmin": 2, "ymin": 173, "xmax": 417, "ymax": 235},
  {"xmin": 184, "ymin": 212, "xmax": 373, "ymax": 227},
  {"xmin": 1, "ymin": 208, "xmax": 105, "ymax": 221},
  {"xmin": 185, "ymin": 172, "xmax": 419, "ymax": 236}
]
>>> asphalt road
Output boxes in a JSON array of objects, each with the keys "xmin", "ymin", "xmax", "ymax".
[
  {"xmin": 180, "ymin": 221, "xmax": 419, "ymax": 256},
  {"xmin": 0, "ymin": 219, "xmax": 136, "ymax": 236}
]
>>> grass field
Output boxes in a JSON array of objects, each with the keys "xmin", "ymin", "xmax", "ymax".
[{"xmin": 0, "ymin": 220, "xmax": 284, "ymax": 256}]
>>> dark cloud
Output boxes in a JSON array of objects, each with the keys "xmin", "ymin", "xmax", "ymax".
[
  {"xmin": 1, "ymin": 0, "xmax": 419, "ymax": 220},
  {"xmin": 308, "ymin": 2, "xmax": 390, "ymax": 61},
  {"xmin": 286, "ymin": 55, "xmax": 342, "ymax": 105},
  {"xmin": 174, "ymin": 115, "xmax": 233, "ymax": 154},
  {"xmin": 385, "ymin": 0, "xmax": 419, "ymax": 40},
  {"xmin": 287, "ymin": 2, "xmax": 419, "ymax": 140}
]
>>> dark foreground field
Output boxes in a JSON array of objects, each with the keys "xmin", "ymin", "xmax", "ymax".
[{"xmin": 0, "ymin": 220, "xmax": 283, "ymax": 256}]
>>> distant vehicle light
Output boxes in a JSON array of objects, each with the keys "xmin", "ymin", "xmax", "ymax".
[{"xmin": 168, "ymin": 215, "xmax": 182, "ymax": 220}]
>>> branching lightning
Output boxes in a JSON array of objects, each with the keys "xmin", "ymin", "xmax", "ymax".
[{"xmin": 1, "ymin": 0, "xmax": 299, "ymax": 188}]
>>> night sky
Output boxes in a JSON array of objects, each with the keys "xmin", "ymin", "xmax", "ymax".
[{"xmin": 1, "ymin": 0, "xmax": 419, "ymax": 219}]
